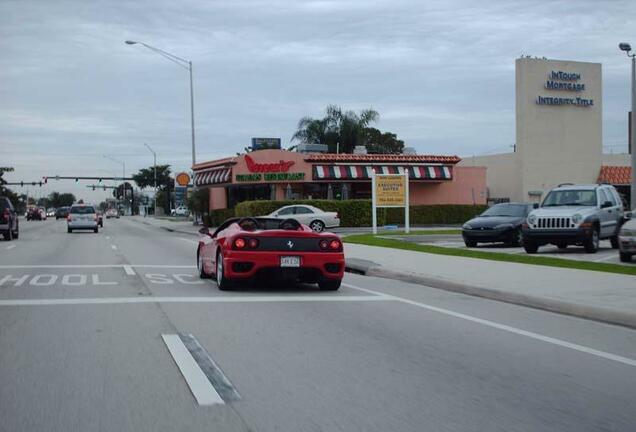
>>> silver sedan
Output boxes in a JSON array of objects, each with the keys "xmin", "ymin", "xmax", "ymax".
[{"xmin": 267, "ymin": 205, "xmax": 340, "ymax": 232}]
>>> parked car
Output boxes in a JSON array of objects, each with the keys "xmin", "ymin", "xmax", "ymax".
[
  {"xmin": 462, "ymin": 202, "xmax": 536, "ymax": 247},
  {"xmin": 171, "ymin": 205, "xmax": 190, "ymax": 216},
  {"xmin": 55, "ymin": 207, "xmax": 70, "ymax": 220},
  {"xmin": 67, "ymin": 204, "xmax": 99, "ymax": 233},
  {"xmin": 265, "ymin": 205, "xmax": 340, "ymax": 233},
  {"xmin": 197, "ymin": 217, "xmax": 345, "ymax": 291},
  {"xmin": 0, "ymin": 197, "xmax": 19, "ymax": 240},
  {"xmin": 26, "ymin": 207, "xmax": 42, "ymax": 221},
  {"xmin": 618, "ymin": 211, "xmax": 636, "ymax": 263},
  {"xmin": 105, "ymin": 208, "xmax": 119, "ymax": 219},
  {"xmin": 522, "ymin": 184, "xmax": 624, "ymax": 254}
]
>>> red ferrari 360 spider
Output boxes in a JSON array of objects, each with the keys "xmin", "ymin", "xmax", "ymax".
[{"xmin": 197, "ymin": 217, "xmax": 345, "ymax": 291}]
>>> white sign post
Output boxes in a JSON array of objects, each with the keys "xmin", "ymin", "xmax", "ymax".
[{"xmin": 371, "ymin": 168, "xmax": 410, "ymax": 235}]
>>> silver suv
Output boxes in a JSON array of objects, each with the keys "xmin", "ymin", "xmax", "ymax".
[{"xmin": 522, "ymin": 184, "xmax": 624, "ymax": 253}]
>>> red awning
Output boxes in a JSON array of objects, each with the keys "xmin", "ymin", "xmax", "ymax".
[
  {"xmin": 312, "ymin": 165, "xmax": 452, "ymax": 180},
  {"xmin": 598, "ymin": 166, "xmax": 632, "ymax": 185},
  {"xmin": 194, "ymin": 167, "xmax": 231, "ymax": 186}
]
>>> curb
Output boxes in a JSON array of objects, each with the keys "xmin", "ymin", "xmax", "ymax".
[
  {"xmin": 134, "ymin": 218, "xmax": 200, "ymax": 237},
  {"xmin": 345, "ymin": 260, "xmax": 636, "ymax": 330}
]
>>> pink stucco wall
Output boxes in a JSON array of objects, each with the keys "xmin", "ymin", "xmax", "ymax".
[
  {"xmin": 409, "ymin": 166, "xmax": 487, "ymax": 205},
  {"xmin": 209, "ymin": 187, "xmax": 227, "ymax": 210}
]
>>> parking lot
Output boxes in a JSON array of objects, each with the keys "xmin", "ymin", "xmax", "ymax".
[{"xmin": 393, "ymin": 234, "xmax": 632, "ymax": 266}]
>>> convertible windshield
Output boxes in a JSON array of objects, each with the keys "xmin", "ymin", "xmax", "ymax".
[
  {"xmin": 480, "ymin": 204, "xmax": 527, "ymax": 217},
  {"xmin": 542, "ymin": 190, "xmax": 596, "ymax": 207}
]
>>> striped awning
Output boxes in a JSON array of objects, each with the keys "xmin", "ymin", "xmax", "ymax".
[
  {"xmin": 194, "ymin": 167, "xmax": 232, "ymax": 186},
  {"xmin": 312, "ymin": 165, "xmax": 452, "ymax": 181}
]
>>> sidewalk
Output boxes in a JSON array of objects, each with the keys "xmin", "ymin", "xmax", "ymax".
[{"xmin": 345, "ymin": 243, "xmax": 636, "ymax": 328}]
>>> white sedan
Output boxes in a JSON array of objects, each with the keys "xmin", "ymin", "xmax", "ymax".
[{"xmin": 266, "ymin": 205, "xmax": 340, "ymax": 232}]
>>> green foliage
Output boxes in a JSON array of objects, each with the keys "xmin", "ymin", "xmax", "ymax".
[
  {"xmin": 383, "ymin": 205, "xmax": 488, "ymax": 225},
  {"xmin": 362, "ymin": 127, "xmax": 405, "ymax": 154},
  {"xmin": 47, "ymin": 192, "xmax": 76, "ymax": 208},
  {"xmin": 292, "ymin": 105, "xmax": 380, "ymax": 153},
  {"xmin": 132, "ymin": 165, "xmax": 174, "ymax": 191},
  {"xmin": 188, "ymin": 188, "xmax": 209, "ymax": 215},
  {"xmin": 206, "ymin": 208, "xmax": 236, "ymax": 227}
]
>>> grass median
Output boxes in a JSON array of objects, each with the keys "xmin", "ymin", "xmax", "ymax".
[
  {"xmin": 344, "ymin": 233, "xmax": 636, "ymax": 276},
  {"xmin": 377, "ymin": 229, "xmax": 461, "ymax": 236}
]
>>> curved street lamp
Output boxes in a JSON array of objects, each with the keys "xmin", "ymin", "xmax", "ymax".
[{"xmin": 125, "ymin": 40, "xmax": 196, "ymax": 168}]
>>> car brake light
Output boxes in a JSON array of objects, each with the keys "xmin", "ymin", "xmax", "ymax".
[
  {"xmin": 67, "ymin": 214, "xmax": 72, "ymax": 221},
  {"xmin": 234, "ymin": 238, "xmax": 246, "ymax": 249},
  {"xmin": 248, "ymin": 238, "xmax": 259, "ymax": 249},
  {"xmin": 329, "ymin": 239, "xmax": 341, "ymax": 250}
]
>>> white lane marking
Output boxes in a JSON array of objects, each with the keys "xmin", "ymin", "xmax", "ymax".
[
  {"xmin": 342, "ymin": 283, "xmax": 636, "ymax": 368},
  {"xmin": 0, "ymin": 295, "xmax": 386, "ymax": 306},
  {"xmin": 178, "ymin": 238, "xmax": 199, "ymax": 245},
  {"xmin": 111, "ymin": 245, "xmax": 117, "ymax": 250},
  {"xmin": 0, "ymin": 264, "xmax": 196, "ymax": 269},
  {"xmin": 123, "ymin": 265, "xmax": 136, "ymax": 276},
  {"xmin": 162, "ymin": 334, "xmax": 225, "ymax": 405},
  {"xmin": 6, "ymin": 244, "xmax": 16, "ymax": 250}
]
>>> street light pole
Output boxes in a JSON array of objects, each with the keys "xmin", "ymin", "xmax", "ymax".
[
  {"xmin": 103, "ymin": 155, "xmax": 127, "ymax": 214},
  {"xmin": 619, "ymin": 42, "xmax": 636, "ymax": 210},
  {"xmin": 125, "ymin": 40, "xmax": 196, "ymax": 167},
  {"xmin": 144, "ymin": 143, "xmax": 157, "ymax": 216}
]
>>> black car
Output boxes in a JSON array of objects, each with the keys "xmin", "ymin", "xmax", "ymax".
[
  {"xmin": 462, "ymin": 202, "xmax": 537, "ymax": 247},
  {"xmin": 55, "ymin": 207, "xmax": 70, "ymax": 220},
  {"xmin": 0, "ymin": 197, "xmax": 19, "ymax": 241}
]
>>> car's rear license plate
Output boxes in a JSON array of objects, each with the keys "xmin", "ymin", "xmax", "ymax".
[{"xmin": 280, "ymin": 256, "xmax": 300, "ymax": 267}]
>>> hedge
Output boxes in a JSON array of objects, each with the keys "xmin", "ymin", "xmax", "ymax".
[{"xmin": 206, "ymin": 199, "xmax": 487, "ymax": 227}]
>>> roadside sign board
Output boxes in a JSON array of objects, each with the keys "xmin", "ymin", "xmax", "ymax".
[
  {"xmin": 175, "ymin": 186, "xmax": 187, "ymax": 207},
  {"xmin": 375, "ymin": 175, "xmax": 406, "ymax": 207},
  {"xmin": 251, "ymin": 137, "xmax": 281, "ymax": 150},
  {"xmin": 371, "ymin": 171, "xmax": 410, "ymax": 234}
]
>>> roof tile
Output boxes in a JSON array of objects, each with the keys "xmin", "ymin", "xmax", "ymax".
[
  {"xmin": 597, "ymin": 165, "xmax": 632, "ymax": 185},
  {"xmin": 304, "ymin": 153, "xmax": 461, "ymax": 164}
]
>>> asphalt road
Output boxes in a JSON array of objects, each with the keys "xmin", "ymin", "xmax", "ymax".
[{"xmin": 1, "ymin": 217, "xmax": 636, "ymax": 432}]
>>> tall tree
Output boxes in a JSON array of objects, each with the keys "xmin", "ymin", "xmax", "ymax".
[
  {"xmin": 291, "ymin": 105, "xmax": 379, "ymax": 153},
  {"xmin": 362, "ymin": 127, "xmax": 405, "ymax": 154},
  {"xmin": 132, "ymin": 165, "xmax": 174, "ymax": 214},
  {"xmin": 47, "ymin": 192, "xmax": 76, "ymax": 208}
]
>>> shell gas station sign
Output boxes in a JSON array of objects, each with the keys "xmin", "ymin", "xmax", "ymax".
[
  {"xmin": 372, "ymin": 171, "xmax": 410, "ymax": 234},
  {"xmin": 175, "ymin": 172, "xmax": 191, "ymax": 187}
]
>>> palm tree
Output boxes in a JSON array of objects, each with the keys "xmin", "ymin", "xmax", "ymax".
[{"xmin": 291, "ymin": 105, "xmax": 379, "ymax": 153}]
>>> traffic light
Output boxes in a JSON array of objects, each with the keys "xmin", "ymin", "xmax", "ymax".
[
  {"xmin": 43, "ymin": 177, "xmax": 47, "ymax": 184},
  {"xmin": 39, "ymin": 182, "xmax": 42, "ymax": 187},
  {"xmin": 75, "ymin": 178, "xmax": 79, "ymax": 182},
  {"xmin": 92, "ymin": 186, "xmax": 96, "ymax": 191},
  {"xmin": 103, "ymin": 185, "xmax": 106, "ymax": 190},
  {"xmin": 20, "ymin": 181, "xmax": 23, "ymax": 187},
  {"xmin": 98, "ymin": 178, "xmax": 102, "ymax": 183}
]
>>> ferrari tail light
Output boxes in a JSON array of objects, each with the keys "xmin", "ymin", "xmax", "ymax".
[
  {"xmin": 234, "ymin": 238, "xmax": 246, "ymax": 249},
  {"xmin": 248, "ymin": 238, "xmax": 259, "ymax": 249},
  {"xmin": 329, "ymin": 239, "xmax": 341, "ymax": 251}
]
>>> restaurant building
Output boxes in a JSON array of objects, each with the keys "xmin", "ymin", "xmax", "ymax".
[{"xmin": 192, "ymin": 149, "xmax": 487, "ymax": 210}]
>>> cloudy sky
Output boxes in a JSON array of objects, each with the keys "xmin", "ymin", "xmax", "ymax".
[{"xmin": 1, "ymin": 0, "xmax": 634, "ymax": 201}]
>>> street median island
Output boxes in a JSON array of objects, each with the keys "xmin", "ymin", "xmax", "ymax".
[{"xmin": 344, "ymin": 234, "xmax": 636, "ymax": 277}]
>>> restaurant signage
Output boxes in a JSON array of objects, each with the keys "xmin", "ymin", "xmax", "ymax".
[
  {"xmin": 236, "ymin": 172, "xmax": 305, "ymax": 182},
  {"xmin": 245, "ymin": 154, "xmax": 295, "ymax": 173}
]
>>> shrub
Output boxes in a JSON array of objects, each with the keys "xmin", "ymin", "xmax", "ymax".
[{"xmin": 206, "ymin": 208, "xmax": 236, "ymax": 227}]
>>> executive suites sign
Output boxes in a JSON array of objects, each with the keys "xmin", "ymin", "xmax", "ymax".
[
  {"xmin": 536, "ymin": 70, "xmax": 594, "ymax": 107},
  {"xmin": 375, "ymin": 175, "xmax": 406, "ymax": 207},
  {"xmin": 236, "ymin": 154, "xmax": 305, "ymax": 182}
]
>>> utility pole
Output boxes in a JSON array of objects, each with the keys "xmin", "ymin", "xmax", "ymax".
[{"xmin": 144, "ymin": 143, "xmax": 158, "ymax": 216}]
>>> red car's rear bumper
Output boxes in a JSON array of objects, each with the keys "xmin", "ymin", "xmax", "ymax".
[{"xmin": 222, "ymin": 250, "xmax": 345, "ymax": 281}]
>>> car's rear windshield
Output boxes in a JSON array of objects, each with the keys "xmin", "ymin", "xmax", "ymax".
[
  {"xmin": 0, "ymin": 198, "xmax": 10, "ymax": 210},
  {"xmin": 70, "ymin": 206, "xmax": 96, "ymax": 214},
  {"xmin": 481, "ymin": 204, "xmax": 527, "ymax": 217}
]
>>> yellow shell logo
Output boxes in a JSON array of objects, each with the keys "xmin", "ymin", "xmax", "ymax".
[{"xmin": 176, "ymin": 172, "xmax": 190, "ymax": 186}]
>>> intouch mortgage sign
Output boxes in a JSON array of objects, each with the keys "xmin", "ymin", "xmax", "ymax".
[{"xmin": 372, "ymin": 171, "xmax": 410, "ymax": 234}]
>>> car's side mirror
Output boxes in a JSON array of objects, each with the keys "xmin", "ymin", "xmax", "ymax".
[
  {"xmin": 198, "ymin": 227, "xmax": 210, "ymax": 235},
  {"xmin": 601, "ymin": 201, "xmax": 613, "ymax": 209},
  {"xmin": 533, "ymin": 203, "xmax": 539, "ymax": 209}
]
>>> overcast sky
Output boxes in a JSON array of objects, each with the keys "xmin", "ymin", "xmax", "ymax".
[{"xmin": 1, "ymin": 0, "xmax": 634, "ymax": 201}]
